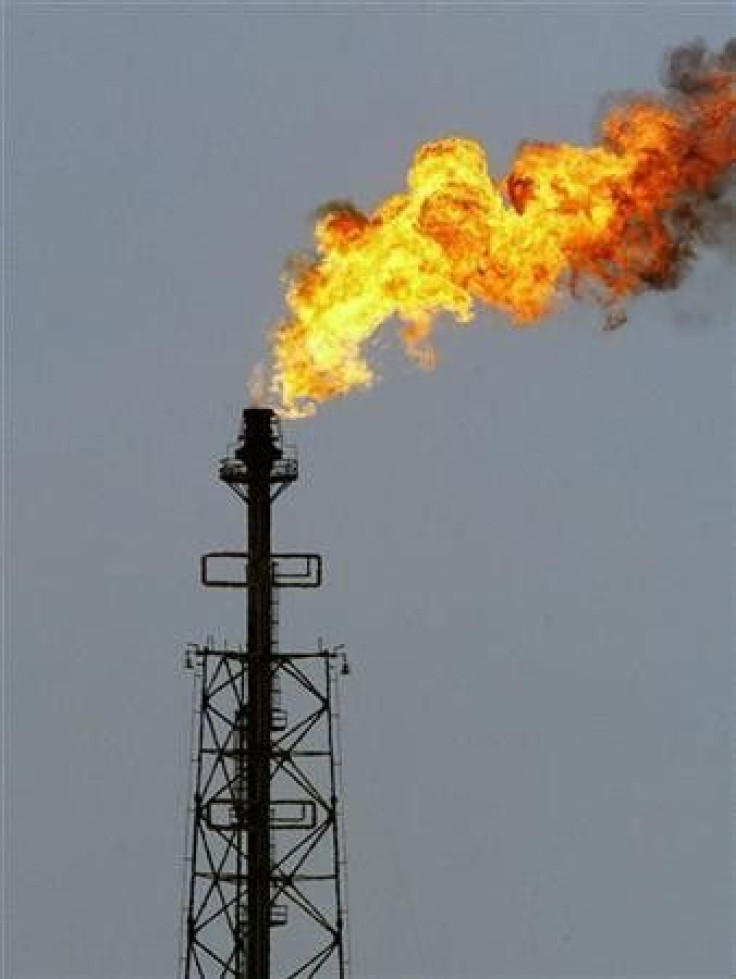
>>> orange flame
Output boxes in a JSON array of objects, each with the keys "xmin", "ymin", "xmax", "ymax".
[{"xmin": 268, "ymin": 42, "xmax": 735, "ymax": 416}]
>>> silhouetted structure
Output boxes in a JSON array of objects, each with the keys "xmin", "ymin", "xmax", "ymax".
[{"xmin": 181, "ymin": 408, "xmax": 348, "ymax": 979}]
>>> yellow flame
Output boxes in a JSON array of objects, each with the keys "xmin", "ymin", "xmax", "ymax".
[{"xmin": 269, "ymin": 68, "xmax": 735, "ymax": 417}]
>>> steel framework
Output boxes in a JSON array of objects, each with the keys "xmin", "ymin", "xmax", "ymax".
[{"xmin": 181, "ymin": 408, "xmax": 348, "ymax": 979}]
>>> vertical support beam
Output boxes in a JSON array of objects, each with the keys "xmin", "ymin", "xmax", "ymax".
[
  {"xmin": 239, "ymin": 409, "xmax": 278, "ymax": 979},
  {"xmin": 325, "ymin": 655, "xmax": 347, "ymax": 979},
  {"xmin": 182, "ymin": 656, "xmax": 207, "ymax": 979}
]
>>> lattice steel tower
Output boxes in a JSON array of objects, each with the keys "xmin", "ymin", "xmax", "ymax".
[{"xmin": 181, "ymin": 407, "xmax": 349, "ymax": 979}]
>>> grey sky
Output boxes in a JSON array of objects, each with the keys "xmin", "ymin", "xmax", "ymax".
[{"xmin": 6, "ymin": 4, "xmax": 733, "ymax": 978}]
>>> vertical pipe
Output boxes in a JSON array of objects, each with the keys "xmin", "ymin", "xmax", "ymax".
[
  {"xmin": 234, "ymin": 701, "xmax": 247, "ymax": 978},
  {"xmin": 240, "ymin": 409, "xmax": 277, "ymax": 979}
]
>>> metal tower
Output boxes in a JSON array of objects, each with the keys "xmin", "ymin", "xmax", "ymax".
[{"xmin": 181, "ymin": 407, "xmax": 349, "ymax": 979}]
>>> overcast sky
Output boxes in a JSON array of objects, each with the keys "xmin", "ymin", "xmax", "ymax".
[{"xmin": 6, "ymin": 3, "xmax": 734, "ymax": 978}]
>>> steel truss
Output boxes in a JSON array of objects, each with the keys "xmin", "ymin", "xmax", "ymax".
[{"xmin": 182, "ymin": 644, "xmax": 348, "ymax": 979}]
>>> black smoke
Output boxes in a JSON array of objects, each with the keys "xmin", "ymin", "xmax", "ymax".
[{"xmin": 661, "ymin": 36, "xmax": 736, "ymax": 95}]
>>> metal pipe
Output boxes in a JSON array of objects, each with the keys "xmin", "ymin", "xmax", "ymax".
[{"xmin": 238, "ymin": 408, "xmax": 279, "ymax": 979}]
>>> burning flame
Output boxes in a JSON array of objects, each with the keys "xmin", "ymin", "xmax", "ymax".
[{"xmin": 266, "ymin": 39, "xmax": 735, "ymax": 417}]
